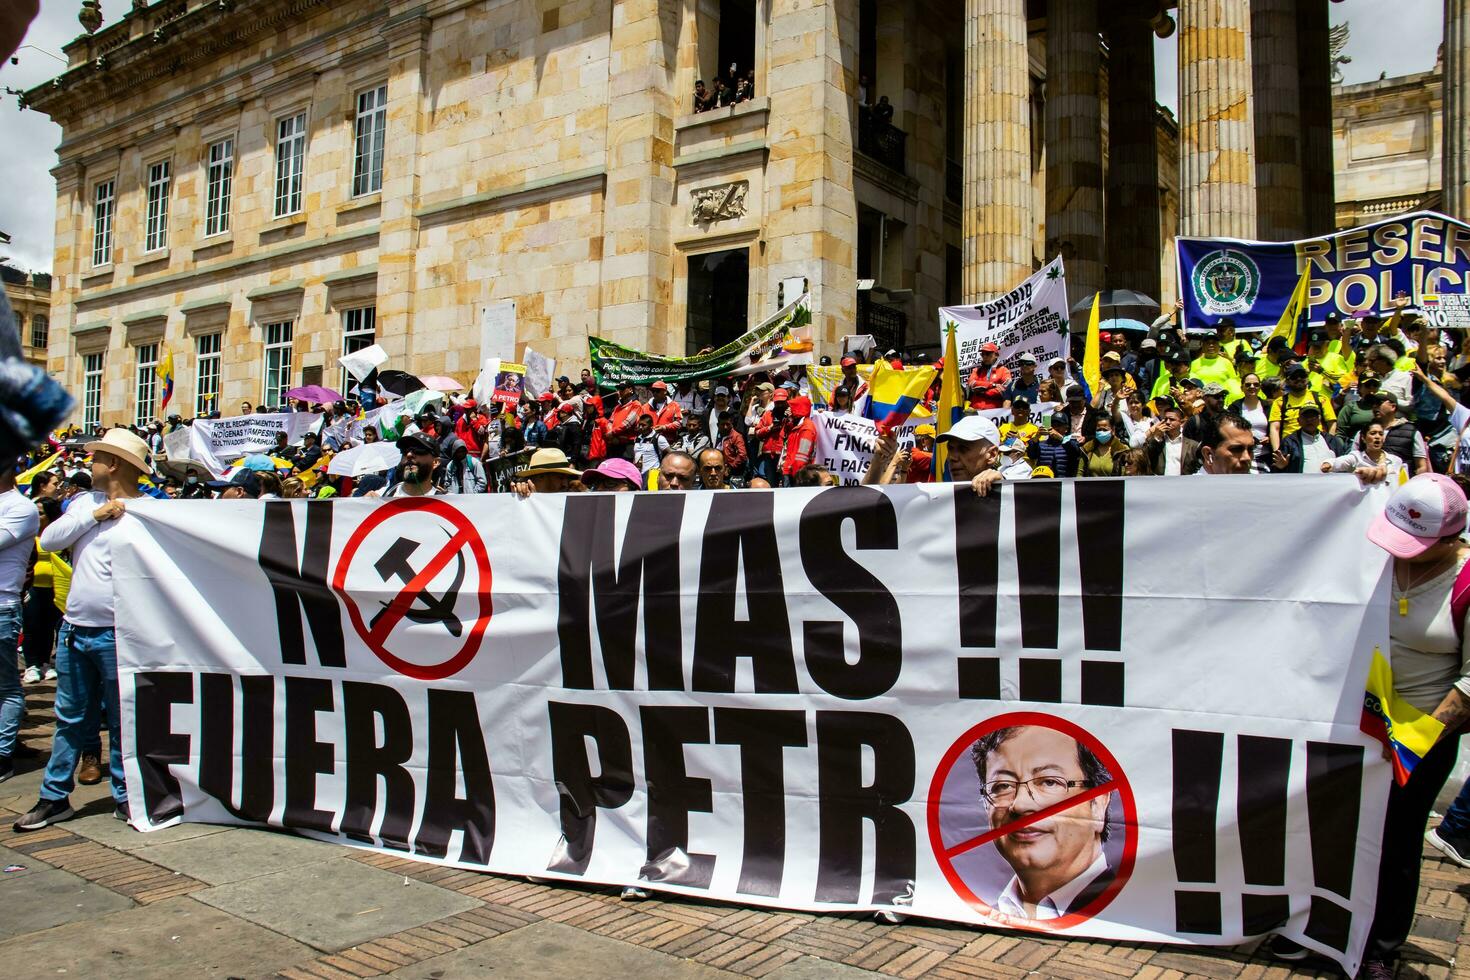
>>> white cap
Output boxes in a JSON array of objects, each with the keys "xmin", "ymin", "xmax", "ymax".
[{"xmin": 937, "ymin": 414, "xmax": 1001, "ymax": 447}]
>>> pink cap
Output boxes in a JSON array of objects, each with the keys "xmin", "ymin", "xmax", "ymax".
[
  {"xmin": 1368, "ymin": 473, "xmax": 1468, "ymax": 558},
  {"xmin": 583, "ymin": 457, "xmax": 643, "ymax": 490}
]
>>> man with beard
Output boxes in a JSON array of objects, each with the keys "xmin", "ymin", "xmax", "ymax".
[
  {"xmin": 971, "ymin": 725, "xmax": 1115, "ymax": 920},
  {"xmin": 382, "ymin": 432, "xmax": 443, "ymax": 497}
]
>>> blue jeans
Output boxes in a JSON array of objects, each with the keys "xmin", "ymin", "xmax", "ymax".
[
  {"xmin": 43, "ymin": 623, "xmax": 124, "ymax": 804},
  {"xmin": 1439, "ymin": 774, "xmax": 1470, "ymax": 839},
  {"xmin": 0, "ymin": 603, "xmax": 21, "ymax": 757}
]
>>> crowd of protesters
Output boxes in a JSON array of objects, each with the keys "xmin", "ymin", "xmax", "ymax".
[{"xmin": 7, "ymin": 293, "xmax": 1470, "ymax": 979}]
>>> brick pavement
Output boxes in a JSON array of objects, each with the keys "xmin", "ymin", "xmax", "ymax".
[{"xmin": 0, "ymin": 680, "xmax": 1465, "ymax": 979}]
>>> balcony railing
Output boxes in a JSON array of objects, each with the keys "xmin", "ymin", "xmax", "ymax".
[
  {"xmin": 856, "ymin": 292, "xmax": 908, "ymax": 353},
  {"xmin": 857, "ymin": 110, "xmax": 907, "ymax": 175}
]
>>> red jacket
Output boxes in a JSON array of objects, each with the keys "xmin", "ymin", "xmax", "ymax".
[
  {"xmin": 780, "ymin": 418, "xmax": 818, "ymax": 476},
  {"xmin": 780, "ymin": 397, "xmax": 817, "ymax": 476},
  {"xmin": 754, "ymin": 409, "xmax": 786, "ymax": 456},
  {"xmin": 720, "ymin": 429, "xmax": 747, "ymax": 471},
  {"xmin": 967, "ymin": 363, "xmax": 1011, "ymax": 409},
  {"xmin": 455, "ymin": 414, "xmax": 486, "ymax": 456},
  {"xmin": 607, "ymin": 398, "xmax": 643, "ymax": 447},
  {"xmin": 647, "ymin": 398, "xmax": 683, "ymax": 438}
]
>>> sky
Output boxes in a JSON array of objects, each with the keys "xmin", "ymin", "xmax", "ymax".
[{"xmin": 0, "ymin": 0, "xmax": 1449, "ymax": 274}]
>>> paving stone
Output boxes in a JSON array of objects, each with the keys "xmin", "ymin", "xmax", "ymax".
[
  {"xmin": 64, "ymin": 809, "xmax": 232, "ymax": 852},
  {"xmin": 383, "ymin": 919, "xmax": 735, "ymax": 978},
  {"xmin": 0, "ymin": 895, "xmax": 313, "ymax": 978},
  {"xmin": 137, "ymin": 826, "xmax": 342, "ymax": 884},
  {"xmin": 194, "ymin": 857, "xmax": 480, "ymax": 952},
  {"xmin": 766, "ymin": 955, "xmax": 879, "ymax": 980},
  {"xmin": 0, "ymin": 849, "xmax": 134, "ymax": 939}
]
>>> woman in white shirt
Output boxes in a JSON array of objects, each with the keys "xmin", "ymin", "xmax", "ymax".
[
  {"xmin": 1348, "ymin": 476, "xmax": 1470, "ymax": 977},
  {"xmin": 1322, "ymin": 422, "xmax": 1406, "ymax": 483},
  {"xmin": 1227, "ymin": 373, "xmax": 1270, "ymax": 472}
]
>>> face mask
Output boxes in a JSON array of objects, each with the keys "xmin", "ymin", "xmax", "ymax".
[
  {"xmin": 186, "ymin": 476, "xmax": 199, "ymax": 485},
  {"xmin": 1095, "ymin": 430, "xmax": 1113, "ymax": 445}
]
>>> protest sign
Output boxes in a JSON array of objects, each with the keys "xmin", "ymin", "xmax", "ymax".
[
  {"xmin": 481, "ymin": 302, "xmax": 516, "ymax": 363},
  {"xmin": 590, "ymin": 295, "xmax": 811, "ymax": 385},
  {"xmin": 492, "ymin": 362, "xmax": 527, "ymax": 408},
  {"xmin": 811, "ymin": 411, "xmax": 918, "ymax": 484},
  {"xmin": 1177, "ymin": 211, "xmax": 1470, "ymax": 331},
  {"xmin": 186, "ymin": 412, "xmax": 322, "ymax": 477},
  {"xmin": 339, "ymin": 344, "xmax": 388, "ymax": 384},
  {"xmin": 524, "ymin": 348, "xmax": 555, "ymax": 397},
  {"xmin": 115, "ymin": 479, "xmax": 1390, "ymax": 974},
  {"xmin": 940, "ymin": 258, "xmax": 1071, "ymax": 377}
]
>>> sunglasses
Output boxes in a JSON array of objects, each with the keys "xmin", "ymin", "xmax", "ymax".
[{"xmin": 1243, "ymin": 382, "xmax": 1260, "ymax": 389}]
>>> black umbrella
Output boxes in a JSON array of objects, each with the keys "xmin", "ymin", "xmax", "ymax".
[
  {"xmin": 377, "ymin": 370, "xmax": 426, "ymax": 398},
  {"xmin": 1069, "ymin": 289, "xmax": 1160, "ymax": 316}
]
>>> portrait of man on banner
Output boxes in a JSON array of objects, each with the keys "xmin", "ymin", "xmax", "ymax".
[{"xmin": 968, "ymin": 724, "xmax": 1120, "ymax": 921}]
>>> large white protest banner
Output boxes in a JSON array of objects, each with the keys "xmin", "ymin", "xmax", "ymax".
[
  {"xmin": 114, "ymin": 479, "xmax": 1390, "ymax": 973},
  {"xmin": 186, "ymin": 412, "xmax": 322, "ymax": 477},
  {"xmin": 941, "ymin": 258, "xmax": 1071, "ymax": 377}
]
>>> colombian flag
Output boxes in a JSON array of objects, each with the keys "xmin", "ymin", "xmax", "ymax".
[
  {"xmin": 1266, "ymin": 266, "xmax": 1312, "ymax": 356},
  {"xmin": 1361, "ymin": 648, "xmax": 1445, "ymax": 786},
  {"xmin": 934, "ymin": 319, "xmax": 965, "ymax": 482},
  {"xmin": 157, "ymin": 349, "xmax": 175, "ymax": 413},
  {"xmin": 861, "ymin": 362, "xmax": 937, "ymax": 435}
]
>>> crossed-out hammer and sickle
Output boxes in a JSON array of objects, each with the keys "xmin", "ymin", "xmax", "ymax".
[{"xmin": 368, "ymin": 529, "xmax": 466, "ymax": 637}]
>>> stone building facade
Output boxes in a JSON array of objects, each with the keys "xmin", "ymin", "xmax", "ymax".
[
  {"xmin": 2, "ymin": 265, "xmax": 52, "ymax": 370},
  {"xmin": 1333, "ymin": 64, "xmax": 1444, "ymax": 229},
  {"xmin": 27, "ymin": 0, "xmax": 1357, "ymax": 427}
]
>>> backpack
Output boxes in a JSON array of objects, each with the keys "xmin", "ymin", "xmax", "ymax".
[{"xmin": 1452, "ymin": 559, "xmax": 1470, "ymax": 643}]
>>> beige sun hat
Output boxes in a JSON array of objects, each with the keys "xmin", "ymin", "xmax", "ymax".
[{"xmin": 84, "ymin": 427, "xmax": 153, "ymax": 474}]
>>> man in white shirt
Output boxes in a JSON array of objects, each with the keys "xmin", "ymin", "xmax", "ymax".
[
  {"xmin": 0, "ymin": 458, "xmax": 39, "ymax": 782},
  {"xmin": 974, "ymin": 725, "xmax": 1116, "ymax": 921},
  {"xmin": 15, "ymin": 428, "xmax": 148, "ymax": 831}
]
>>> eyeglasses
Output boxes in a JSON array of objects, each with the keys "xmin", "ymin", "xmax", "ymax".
[
  {"xmin": 1243, "ymin": 383, "xmax": 1260, "ymax": 390},
  {"xmin": 980, "ymin": 775, "xmax": 1092, "ymax": 807}
]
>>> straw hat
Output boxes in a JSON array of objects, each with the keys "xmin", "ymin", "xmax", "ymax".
[
  {"xmin": 84, "ymin": 428, "xmax": 152, "ymax": 474},
  {"xmin": 521, "ymin": 447, "xmax": 582, "ymax": 478}
]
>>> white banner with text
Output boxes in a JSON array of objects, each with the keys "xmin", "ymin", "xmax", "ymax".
[{"xmin": 115, "ymin": 479, "xmax": 1391, "ymax": 973}]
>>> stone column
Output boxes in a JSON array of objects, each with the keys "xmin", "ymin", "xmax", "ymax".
[
  {"xmin": 374, "ymin": 7, "xmax": 430, "ymax": 368},
  {"xmin": 1104, "ymin": 1, "xmax": 1160, "ymax": 299},
  {"xmin": 763, "ymin": 0, "xmax": 858, "ymax": 351},
  {"xmin": 1178, "ymin": 0, "xmax": 1256, "ymax": 238},
  {"xmin": 1296, "ymin": 0, "xmax": 1335, "ymax": 234},
  {"xmin": 598, "ymin": 0, "xmax": 679, "ymax": 351},
  {"xmin": 1045, "ymin": 0, "xmax": 1103, "ymax": 304},
  {"xmin": 963, "ymin": 0, "xmax": 1032, "ymax": 301},
  {"xmin": 1251, "ymin": 0, "xmax": 1304, "ymax": 240},
  {"xmin": 1445, "ymin": 0, "xmax": 1470, "ymax": 219}
]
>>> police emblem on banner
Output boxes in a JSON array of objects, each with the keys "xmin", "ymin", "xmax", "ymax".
[{"xmin": 1191, "ymin": 249, "xmax": 1261, "ymax": 316}]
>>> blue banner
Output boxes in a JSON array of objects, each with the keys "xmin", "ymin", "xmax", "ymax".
[{"xmin": 1176, "ymin": 211, "xmax": 1470, "ymax": 332}]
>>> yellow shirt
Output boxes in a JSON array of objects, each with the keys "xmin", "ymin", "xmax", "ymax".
[
  {"xmin": 999, "ymin": 421, "xmax": 1039, "ymax": 446},
  {"xmin": 1189, "ymin": 355, "xmax": 1238, "ymax": 387},
  {"xmin": 32, "ymin": 541, "xmax": 56, "ymax": 589},
  {"xmin": 1314, "ymin": 351, "xmax": 1352, "ymax": 385},
  {"xmin": 1269, "ymin": 389, "xmax": 1337, "ymax": 438}
]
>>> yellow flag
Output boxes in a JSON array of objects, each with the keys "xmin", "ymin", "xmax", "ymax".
[
  {"xmin": 1082, "ymin": 292, "xmax": 1102, "ymax": 396},
  {"xmin": 935, "ymin": 316, "xmax": 964, "ymax": 482},
  {"xmin": 1266, "ymin": 265, "xmax": 1312, "ymax": 353},
  {"xmin": 17, "ymin": 452, "xmax": 61, "ymax": 486}
]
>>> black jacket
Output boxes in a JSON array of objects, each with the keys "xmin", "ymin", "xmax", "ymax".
[{"xmin": 1275, "ymin": 430, "xmax": 1347, "ymax": 474}]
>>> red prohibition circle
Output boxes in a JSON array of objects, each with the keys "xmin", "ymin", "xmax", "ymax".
[
  {"xmin": 331, "ymin": 497, "xmax": 494, "ymax": 680},
  {"xmin": 926, "ymin": 710, "xmax": 1138, "ymax": 932}
]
